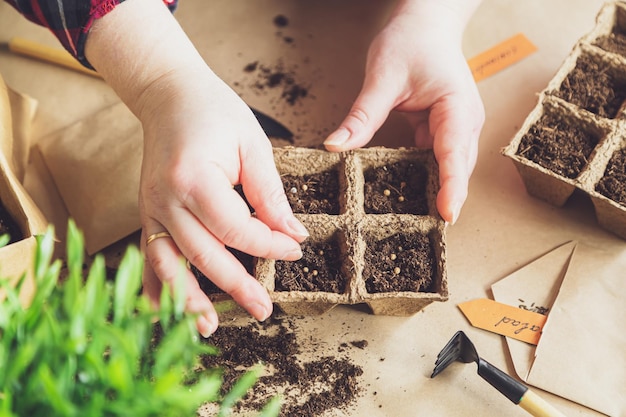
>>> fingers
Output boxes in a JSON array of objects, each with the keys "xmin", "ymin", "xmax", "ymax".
[
  {"xmin": 323, "ymin": 75, "xmax": 398, "ymax": 152},
  {"xmin": 430, "ymin": 94, "xmax": 483, "ymax": 224},
  {"xmin": 141, "ymin": 228, "xmax": 219, "ymax": 337},
  {"xmin": 158, "ymin": 208, "xmax": 274, "ymax": 322},
  {"xmin": 239, "ymin": 140, "xmax": 309, "ymax": 244},
  {"xmin": 184, "ymin": 161, "xmax": 304, "ymax": 261}
]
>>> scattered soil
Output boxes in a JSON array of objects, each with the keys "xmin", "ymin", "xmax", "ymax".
[
  {"xmin": 274, "ymin": 232, "xmax": 347, "ymax": 293},
  {"xmin": 0, "ymin": 202, "xmax": 22, "ymax": 245},
  {"xmin": 199, "ymin": 316, "xmax": 364, "ymax": 417},
  {"xmin": 594, "ymin": 31, "xmax": 626, "ymax": 57},
  {"xmin": 282, "ymin": 170, "xmax": 341, "ymax": 214},
  {"xmin": 243, "ymin": 60, "xmax": 310, "ymax": 106},
  {"xmin": 364, "ymin": 161, "xmax": 429, "ymax": 214},
  {"xmin": 552, "ymin": 54, "xmax": 626, "ymax": 118},
  {"xmin": 273, "ymin": 15, "xmax": 289, "ymax": 28},
  {"xmin": 517, "ymin": 113, "xmax": 599, "ymax": 179},
  {"xmin": 596, "ymin": 147, "xmax": 626, "ymax": 206},
  {"xmin": 363, "ymin": 232, "xmax": 436, "ymax": 293}
]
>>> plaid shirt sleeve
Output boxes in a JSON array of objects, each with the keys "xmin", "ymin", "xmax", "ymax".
[{"xmin": 4, "ymin": 0, "xmax": 178, "ymax": 69}]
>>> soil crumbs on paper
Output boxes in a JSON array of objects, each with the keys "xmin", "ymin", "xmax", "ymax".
[{"xmin": 199, "ymin": 316, "xmax": 363, "ymax": 417}]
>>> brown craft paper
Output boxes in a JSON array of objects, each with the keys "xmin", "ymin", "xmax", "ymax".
[
  {"xmin": 36, "ymin": 102, "xmax": 142, "ymax": 255},
  {"xmin": 491, "ymin": 241, "xmax": 626, "ymax": 417},
  {"xmin": 0, "ymin": 74, "xmax": 48, "ymax": 305}
]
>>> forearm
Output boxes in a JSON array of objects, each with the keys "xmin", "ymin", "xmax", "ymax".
[{"xmin": 84, "ymin": 0, "xmax": 212, "ymax": 122}]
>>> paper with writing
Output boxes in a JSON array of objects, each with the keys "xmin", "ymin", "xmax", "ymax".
[
  {"xmin": 468, "ymin": 33, "xmax": 537, "ymax": 82},
  {"xmin": 492, "ymin": 241, "xmax": 626, "ymax": 417},
  {"xmin": 458, "ymin": 298, "xmax": 546, "ymax": 345}
]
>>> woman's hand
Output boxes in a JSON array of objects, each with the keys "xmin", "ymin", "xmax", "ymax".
[
  {"xmin": 324, "ymin": 0, "xmax": 485, "ymax": 224},
  {"xmin": 86, "ymin": 0, "xmax": 307, "ymax": 336}
]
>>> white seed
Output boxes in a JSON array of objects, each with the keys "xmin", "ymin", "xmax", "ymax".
[
  {"xmin": 303, "ymin": 267, "xmax": 309, "ymax": 273},
  {"xmin": 312, "ymin": 270, "xmax": 318, "ymax": 276},
  {"xmin": 302, "ymin": 184, "xmax": 308, "ymax": 191},
  {"xmin": 398, "ymin": 196, "xmax": 405, "ymax": 202},
  {"xmin": 383, "ymin": 189, "xmax": 391, "ymax": 196},
  {"xmin": 390, "ymin": 253, "xmax": 397, "ymax": 261},
  {"xmin": 318, "ymin": 250, "xmax": 324, "ymax": 256},
  {"xmin": 393, "ymin": 267, "xmax": 401, "ymax": 275},
  {"xmin": 290, "ymin": 187, "xmax": 297, "ymax": 194}
]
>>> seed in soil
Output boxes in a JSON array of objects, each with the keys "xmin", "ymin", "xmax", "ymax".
[
  {"xmin": 281, "ymin": 170, "xmax": 340, "ymax": 214},
  {"xmin": 364, "ymin": 161, "xmax": 429, "ymax": 214},
  {"xmin": 363, "ymin": 231, "xmax": 436, "ymax": 293},
  {"xmin": 274, "ymin": 232, "xmax": 346, "ymax": 293}
]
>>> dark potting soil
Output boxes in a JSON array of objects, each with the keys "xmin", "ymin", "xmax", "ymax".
[
  {"xmin": 199, "ymin": 317, "xmax": 364, "ymax": 417},
  {"xmin": 363, "ymin": 232, "xmax": 436, "ymax": 294},
  {"xmin": 282, "ymin": 170, "xmax": 341, "ymax": 214},
  {"xmin": 552, "ymin": 54, "xmax": 626, "ymax": 119},
  {"xmin": 364, "ymin": 161, "xmax": 429, "ymax": 215},
  {"xmin": 596, "ymin": 147, "xmax": 626, "ymax": 206},
  {"xmin": 594, "ymin": 31, "xmax": 626, "ymax": 57},
  {"xmin": 274, "ymin": 233, "xmax": 347, "ymax": 294},
  {"xmin": 243, "ymin": 60, "xmax": 309, "ymax": 106},
  {"xmin": 517, "ymin": 113, "xmax": 599, "ymax": 179},
  {"xmin": 0, "ymin": 201, "xmax": 22, "ymax": 245}
]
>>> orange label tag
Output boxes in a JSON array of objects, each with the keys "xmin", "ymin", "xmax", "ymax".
[
  {"xmin": 458, "ymin": 298, "xmax": 547, "ymax": 345},
  {"xmin": 468, "ymin": 33, "xmax": 537, "ymax": 82}
]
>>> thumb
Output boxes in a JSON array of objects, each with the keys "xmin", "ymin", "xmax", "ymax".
[{"xmin": 324, "ymin": 78, "xmax": 398, "ymax": 152}]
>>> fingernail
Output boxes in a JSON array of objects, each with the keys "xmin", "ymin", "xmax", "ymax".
[
  {"xmin": 324, "ymin": 128, "xmax": 350, "ymax": 147},
  {"xmin": 287, "ymin": 217, "xmax": 309, "ymax": 241},
  {"xmin": 450, "ymin": 202, "xmax": 461, "ymax": 225},
  {"xmin": 197, "ymin": 314, "xmax": 217, "ymax": 338},
  {"xmin": 247, "ymin": 302, "xmax": 271, "ymax": 322},
  {"xmin": 283, "ymin": 245, "xmax": 303, "ymax": 261}
]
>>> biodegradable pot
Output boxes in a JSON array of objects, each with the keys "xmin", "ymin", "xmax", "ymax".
[
  {"xmin": 214, "ymin": 146, "xmax": 449, "ymax": 317},
  {"xmin": 502, "ymin": 1, "xmax": 626, "ymax": 240},
  {"xmin": 193, "ymin": 146, "xmax": 448, "ymax": 316}
]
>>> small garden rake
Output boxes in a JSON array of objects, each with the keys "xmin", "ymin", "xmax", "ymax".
[{"xmin": 431, "ymin": 331, "xmax": 566, "ymax": 417}]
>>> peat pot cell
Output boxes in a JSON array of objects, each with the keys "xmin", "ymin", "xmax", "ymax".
[
  {"xmin": 516, "ymin": 112, "xmax": 601, "ymax": 179},
  {"xmin": 282, "ymin": 170, "xmax": 341, "ymax": 215},
  {"xmin": 364, "ymin": 160, "xmax": 429, "ymax": 215},
  {"xmin": 363, "ymin": 231, "xmax": 437, "ymax": 294},
  {"xmin": 274, "ymin": 232, "xmax": 347, "ymax": 294},
  {"xmin": 552, "ymin": 53, "xmax": 626, "ymax": 119},
  {"xmin": 593, "ymin": 4, "xmax": 626, "ymax": 57},
  {"xmin": 596, "ymin": 147, "xmax": 626, "ymax": 207},
  {"xmin": 0, "ymin": 201, "xmax": 23, "ymax": 245}
]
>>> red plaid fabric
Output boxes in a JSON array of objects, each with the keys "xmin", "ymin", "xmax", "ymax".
[{"xmin": 5, "ymin": 0, "xmax": 178, "ymax": 68}]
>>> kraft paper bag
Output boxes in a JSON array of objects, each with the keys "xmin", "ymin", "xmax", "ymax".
[
  {"xmin": 0, "ymin": 74, "xmax": 49, "ymax": 305},
  {"xmin": 36, "ymin": 102, "xmax": 142, "ymax": 255},
  {"xmin": 492, "ymin": 241, "xmax": 626, "ymax": 417}
]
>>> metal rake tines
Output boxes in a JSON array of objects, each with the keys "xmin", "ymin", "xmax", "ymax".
[
  {"xmin": 431, "ymin": 330, "xmax": 477, "ymax": 378},
  {"xmin": 430, "ymin": 331, "xmax": 566, "ymax": 417}
]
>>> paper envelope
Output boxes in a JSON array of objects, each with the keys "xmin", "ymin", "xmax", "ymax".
[{"xmin": 491, "ymin": 241, "xmax": 626, "ymax": 417}]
